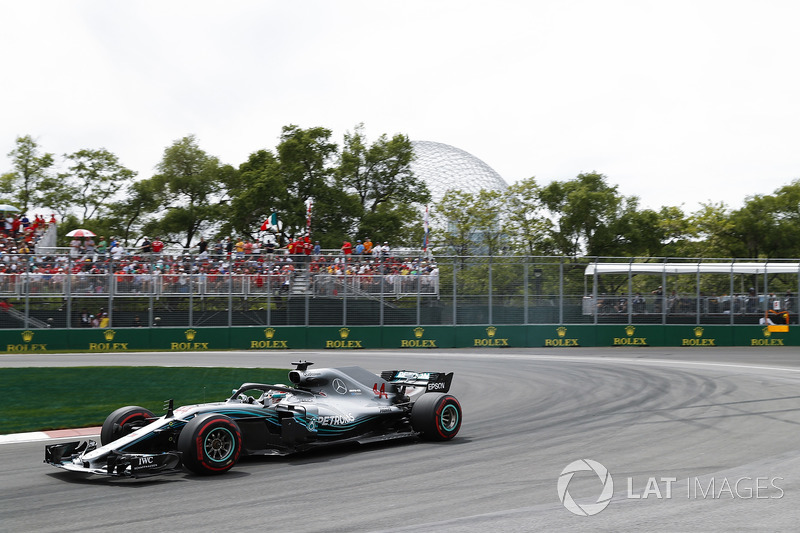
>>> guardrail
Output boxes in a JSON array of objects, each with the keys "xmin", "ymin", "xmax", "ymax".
[{"xmin": 0, "ymin": 271, "xmax": 439, "ymax": 298}]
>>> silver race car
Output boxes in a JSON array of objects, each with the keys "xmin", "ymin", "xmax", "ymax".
[{"xmin": 45, "ymin": 361, "xmax": 462, "ymax": 477}]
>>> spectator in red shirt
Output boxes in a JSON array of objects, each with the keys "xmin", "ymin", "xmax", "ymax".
[
  {"xmin": 151, "ymin": 237, "xmax": 164, "ymax": 255},
  {"xmin": 298, "ymin": 236, "xmax": 312, "ymax": 265}
]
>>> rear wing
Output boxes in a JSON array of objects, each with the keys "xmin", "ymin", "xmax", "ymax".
[{"xmin": 380, "ymin": 370, "xmax": 454, "ymax": 394}]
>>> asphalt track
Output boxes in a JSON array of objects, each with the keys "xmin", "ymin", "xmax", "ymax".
[{"xmin": 2, "ymin": 347, "xmax": 800, "ymax": 532}]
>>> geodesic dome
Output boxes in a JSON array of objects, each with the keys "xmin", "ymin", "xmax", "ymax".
[{"xmin": 411, "ymin": 140, "xmax": 508, "ymax": 203}]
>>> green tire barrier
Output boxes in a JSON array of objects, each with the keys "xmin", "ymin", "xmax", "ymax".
[{"xmin": 1, "ymin": 324, "xmax": 797, "ymax": 353}]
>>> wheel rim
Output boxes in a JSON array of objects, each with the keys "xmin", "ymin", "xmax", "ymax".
[
  {"xmin": 440, "ymin": 404, "xmax": 459, "ymax": 432},
  {"xmin": 203, "ymin": 427, "xmax": 235, "ymax": 462}
]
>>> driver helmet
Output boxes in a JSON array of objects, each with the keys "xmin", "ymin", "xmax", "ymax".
[{"xmin": 269, "ymin": 384, "xmax": 288, "ymax": 403}]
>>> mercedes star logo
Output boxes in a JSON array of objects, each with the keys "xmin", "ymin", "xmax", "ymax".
[{"xmin": 332, "ymin": 378, "xmax": 348, "ymax": 395}]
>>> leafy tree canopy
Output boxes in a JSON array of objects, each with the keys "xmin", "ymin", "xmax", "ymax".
[
  {"xmin": 5, "ymin": 130, "xmax": 800, "ymax": 259},
  {"xmin": 2, "ymin": 135, "xmax": 54, "ymax": 213}
]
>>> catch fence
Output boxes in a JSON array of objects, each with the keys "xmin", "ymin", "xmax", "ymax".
[{"xmin": 1, "ymin": 254, "xmax": 797, "ymax": 329}]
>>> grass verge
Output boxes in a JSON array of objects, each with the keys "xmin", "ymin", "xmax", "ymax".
[{"xmin": 0, "ymin": 366, "xmax": 289, "ymax": 434}]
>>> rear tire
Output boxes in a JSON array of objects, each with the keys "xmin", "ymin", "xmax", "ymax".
[
  {"xmin": 100, "ymin": 406, "xmax": 155, "ymax": 445},
  {"xmin": 411, "ymin": 393, "xmax": 462, "ymax": 441},
  {"xmin": 178, "ymin": 413, "xmax": 242, "ymax": 475}
]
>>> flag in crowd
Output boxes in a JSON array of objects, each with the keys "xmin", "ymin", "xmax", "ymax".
[
  {"xmin": 260, "ymin": 213, "xmax": 282, "ymax": 232},
  {"xmin": 306, "ymin": 199, "xmax": 313, "ymax": 235}
]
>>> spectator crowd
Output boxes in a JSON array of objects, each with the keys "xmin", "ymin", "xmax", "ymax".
[
  {"xmin": 0, "ymin": 232, "xmax": 439, "ymax": 297},
  {"xmin": 0, "ymin": 213, "xmax": 54, "ymax": 255}
]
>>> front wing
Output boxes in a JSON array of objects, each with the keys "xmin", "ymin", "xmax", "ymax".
[{"xmin": 45, "ymin": 440, "xmax": 182, "ymax": 478}]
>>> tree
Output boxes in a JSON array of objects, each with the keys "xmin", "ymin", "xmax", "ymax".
[
  {"xmin": 225, "ymin": 126, "xmax": 361, "ymax": 248},
  {"xmin": 357, "ymin": 201, "xmax": 427, "ymax": 248},
  {"xmin": 276, "ymin": 125, "xmax": 359, "ymax": 244},
  {"xmin": 144, "ymin": 135, "xmax": 231, "ymax": 248},
  {"xmin": 723, "ymin": 181, "xmax": 800, "ymax": 258},
  {"xmin": 38, "ymin": 148, "xmax": 135, "ymax": 224},
  {"xmin": 104, "ymin": 178, "xmax": 163, "ymax": 244},
  {"xmin": 1, "ymin": 135, "xmax": 54, "ymax": 212},
  {"xmin": 278, "ymin": 125, "xmax": 337, "ymax": 204},
  {"xmin": 337, "ymin": 124, "xmax": 430, "ymax": 243},
  {"xmin": 434, "ymin": 189, "xmax": 506, "ymax": 256},
  {"xmin": 770, "ymin": 179, "xmax": 800, "ymax": 256},
  {"xmin": 539, "ymin": 172, "xmax": 627, "ymax": 256},
  {"xmin": 502, "ymin": 177, "xmax": 555, "ymax": 255},
  {"xmin": 653, "ymin": 205, "xmax": 695, "ymax": 256},
  {"xmin": 592, "ymin": 199, "xmax": 691, "ymax": 257},
  {"xmin": 679, "ymin": 202, "xmax": 730, "ymax": 257},
  {"xmin": 228, "ymin": 125, "xmax": 357, "ymax": 247},
  {"xmin": 224, "ymin": 148, "xmax": 286, "ymax": 242}
]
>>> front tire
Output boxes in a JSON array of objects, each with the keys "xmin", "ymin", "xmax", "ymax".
[
  {"xmin": 178, "ymin": 413, "xmax": 242, "ymax": 475},
  {"xmin": 100, "ymin": 405, "xmax": 155, "ymax": 445},
  {"xmin": 411, "ymin": 393, "xmax": 462, "ymax": 441}
]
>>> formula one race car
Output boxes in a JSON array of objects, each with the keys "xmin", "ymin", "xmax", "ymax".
[{"xmin": 45, "ymin": 361, "xmax": 462, "ymax": 477}]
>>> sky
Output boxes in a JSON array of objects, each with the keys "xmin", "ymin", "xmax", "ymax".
[{"xmin": 2, "ymin": 0, "xmax": 799, "ymax": 214}]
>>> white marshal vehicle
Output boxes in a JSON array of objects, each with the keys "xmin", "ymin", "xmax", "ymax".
[{"xmin": 45, "ymin": 361, "xmax": 462, "ymax": 477}]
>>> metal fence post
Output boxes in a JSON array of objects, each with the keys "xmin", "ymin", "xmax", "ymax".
[
  {"xmin": 696, "ymin": 263, "xmax": 701, "ymax": 325},
  {"xmin": 267, "ymin": 271, "xmax": 272, "ymax": 326},
  {"xmin": 763, "ymin": 260, "xmax": 769, "ymax": 316},
  {"xmin": 416, "ymin": 273, "xmax": 421, "ymax": 326},
  {"xmin": 559, "ymin": 257, "xmax": 564, "ymax": 324},
  {"xmin": 24, "ymin": 268, "xmax": 30, "ymax": 329},
  {"xmin": 108, "ymin": 258, "xmax": 114, "ymax": 327},
  {"xmin": 188, "ymin": 257, "xmax": 194, "ymax": 327},
  {"xmin": 149, "ymin": 269, "xmax": 154, "ymax": 329},
  {"xmin": 730, "ymin": 261, "xmax": 735, "ymax": 326},
  {"xmin": 627, "ymin": 260, "xmax": 633, "ymax": 324},
  {"xmin": 488, "ymin": 255, "xmax": 493, "ymax": 325},
  {"xmin": 342, "ymin": 270, "xmax": 347, "ymax": 326},
  {"xmin": 592, "ymin": 258, "xmax": 598, "ymax": 325},
  {"xmin": 524, "ymin": 260, "xmax": 529, "ymax": 325},
  {"xmin": 661, "ymin": 262, "xmax": 667, "ymax": 325},
  {"xmin": 66, "ymin": 256, "xmax": 72, "ymax": 328},
  {"xmin": 304, "ymin": 272, "xmax": 310, "ymax": 327},
  {"xmin": 452, "ymin": 258, "xmax": 457, "ymax": 326},
  {"xmin": 380, "ymin": 269, "xmax": 384, "ymax": 326}
]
